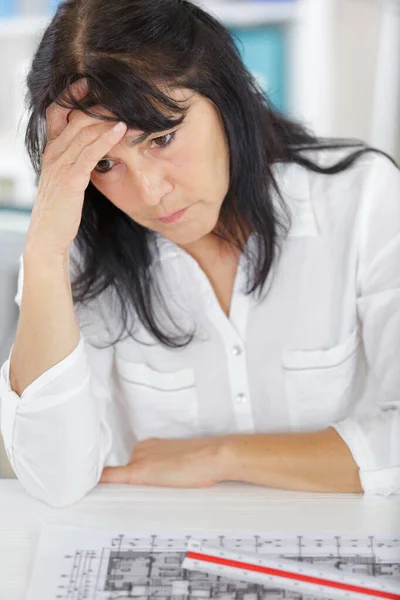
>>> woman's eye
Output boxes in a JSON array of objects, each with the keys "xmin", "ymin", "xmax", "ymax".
[
  {"xmin": 93, "ymin": 132, "xmax": 176, "ymax": 175},
  {"xmin": 152, "ymin": 131, "xmax": 176, "ymax": 148},
  {"xmin": 94, "ymin": 159, "xmax": 115, "ymax": 175}
]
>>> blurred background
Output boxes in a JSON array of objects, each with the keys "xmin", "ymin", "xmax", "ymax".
[{"xmin": 0, "ymin": 0, "xmax": 399, "ymax": 477}]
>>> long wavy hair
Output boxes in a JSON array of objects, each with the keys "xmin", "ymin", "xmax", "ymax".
[{"xmin": 24, "ymin": 0, "xmax": 397, "ymax": 348}]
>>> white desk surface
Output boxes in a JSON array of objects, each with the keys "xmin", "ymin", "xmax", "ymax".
[{"xmin": 1, "ymin": 480, "xmax": 399, "ymax": 599}]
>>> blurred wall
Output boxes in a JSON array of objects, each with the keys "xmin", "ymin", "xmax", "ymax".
[{"xmin": 333, "ymin": 0, "xmax": 399, "ymax": 162}]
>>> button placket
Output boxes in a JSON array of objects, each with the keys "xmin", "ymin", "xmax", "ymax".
[
  {"xmin": 236, "ymin": 393, "xmax": 248, "ymax": 404},
  {"xmin": 183, "ymin": 246, "xmax": 254, "ymax": 433},
  {"xmin": 227, "ymin": 264, "xmax": 254, "ymax": 433},
  {"xmin": 226, "ymin": 335, "xmax": 254, "ymax": 433}
]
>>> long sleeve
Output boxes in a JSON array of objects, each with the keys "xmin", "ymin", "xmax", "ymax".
[
  {"xmin": 331, "ymin": 155, "xmax": 400, "ymax": 496},
  {"xmin": 0, "ymin": 250, "xmax": 114, "ymax": 507}
]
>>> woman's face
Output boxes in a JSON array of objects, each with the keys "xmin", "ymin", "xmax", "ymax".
[{"xmin": 90, "ymin": 89, "xmax": 230, "ymax": 248}]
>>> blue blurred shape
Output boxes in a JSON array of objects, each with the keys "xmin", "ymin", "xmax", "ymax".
[
  {"xmin": 0, "ymin": 0, "xmax": 17, "ymax": 17},
  {"xmin": 49, "ymin": 0, "xmax": 62, "ymax": 14},
  {"xmin": 230, "ymin": 26, "xmax": 286, "ymax": 113}
]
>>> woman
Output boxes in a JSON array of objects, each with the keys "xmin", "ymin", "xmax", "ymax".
[{"xmin": 0, "ymin": 0, "xmax": 399, "ymax": 507}]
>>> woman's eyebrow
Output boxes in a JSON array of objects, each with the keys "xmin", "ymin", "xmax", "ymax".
[
  {"xmin": 123, "ymin": 131, "xmax": 150, "ymax": 146},
  {"xmin": 101, "ymin": 122, "xmax": 181, "ymax": 159},
  {"xmin": 101, "ymin": 131, "xmax": 150, "ymax": 159}
]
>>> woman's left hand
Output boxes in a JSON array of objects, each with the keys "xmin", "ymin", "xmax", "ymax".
[{"xmin": 99, "ymin": 437, "xmax": 229, "ymax": 487}]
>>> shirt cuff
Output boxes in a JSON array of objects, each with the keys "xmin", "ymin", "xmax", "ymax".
[
  {"xmin": 331, "ymin": 418, "xmax": 400, "ymax": 496},
  {"xmin": 0, "ymin": 335, "xmax": 86, "ymax": 463}
]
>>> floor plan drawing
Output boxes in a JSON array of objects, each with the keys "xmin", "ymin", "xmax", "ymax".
[{"xmin": 26, "ymin": 527, "xmax": 400, "ymax": 600}]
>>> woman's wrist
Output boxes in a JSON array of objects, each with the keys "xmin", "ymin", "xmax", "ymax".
[{"xmin": 214, "ymin": 434, "xmax": 243, "ymax": 482}]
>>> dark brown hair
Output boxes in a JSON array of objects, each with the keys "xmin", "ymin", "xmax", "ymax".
[{"xmin": 25, "ymin": 0, "xmax": 397, "ymax": 347}]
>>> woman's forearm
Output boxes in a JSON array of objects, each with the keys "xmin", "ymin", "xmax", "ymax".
[
  {"xmin": 220, "ymin": 427, "xmax": 363, "ymax": 493},
  {"xmin": 9, "ymin": 249, "xmax": 80, "ymax": 396}
]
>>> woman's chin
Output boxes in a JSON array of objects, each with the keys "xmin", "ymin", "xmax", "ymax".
[{"xmin": 164, "ymin": 225, "xmax": 211, "ymax": 247}]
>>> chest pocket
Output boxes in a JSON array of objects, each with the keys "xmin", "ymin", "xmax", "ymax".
[
  {"xmin": 114, "ymin": 357, "xmax": 200, "ymax": 441},
  {"xmin": 281, "ymin": 328, "xmax": 361, "ymax": 431}
]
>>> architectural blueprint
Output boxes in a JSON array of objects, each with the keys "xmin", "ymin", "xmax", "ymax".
[{"xmin": 26, "ymin": 526, "xmax": 400, "ymax": 600}]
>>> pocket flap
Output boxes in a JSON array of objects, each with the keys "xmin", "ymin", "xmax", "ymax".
[
  {"xmin": 115, "ymin": 357, "xmax": 195, "ymax": 391},
  {"xmin": 282, "ymin": 327, "xmax": 360, "ymax": 371}
]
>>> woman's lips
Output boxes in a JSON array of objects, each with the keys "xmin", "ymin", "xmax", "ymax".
[{"xmin": 158, "ymin": 207, "xmax": 188, "ymax": 224}]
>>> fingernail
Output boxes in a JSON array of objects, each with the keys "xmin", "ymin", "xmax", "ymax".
[
  {"xmin": 76, "ymin": 77, "xmax": 88, "ymax": 91},
  {"xmin": 113, "ymin": 121, "xmax": 125, "ymax": 133}
]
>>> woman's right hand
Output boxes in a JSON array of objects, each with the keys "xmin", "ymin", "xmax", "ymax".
[{"xmin": 24, "ymin": 78, "xmax": 127, "ymax": 260}]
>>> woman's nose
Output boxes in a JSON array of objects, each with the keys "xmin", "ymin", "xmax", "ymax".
[{"xmin": 133, "ymin": 163, "xmax": 174, "ymax": 207}]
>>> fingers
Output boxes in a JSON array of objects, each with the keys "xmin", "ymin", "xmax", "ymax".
[
  {"xmin": 100, "ymin": 465, "xmax": 133, "ymax": 484},
  {"xmin": 44, "ymin": 78, "xmax": 128, "ymax": 178},
  {"xmin": 46, "ymin": 104, "xmax": 117, "ymax": 160},
  {"xmin": 46, "ymin": 77, "xmax": 89, "ymax": 143},
  {"xmin": 65, "ymin": 121, "xmax": 127, "ymax": 180}
]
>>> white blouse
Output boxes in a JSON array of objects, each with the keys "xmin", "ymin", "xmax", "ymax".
[{"xmin": 1, "ymin": 149, "xmax": 399, "ymax": 506}]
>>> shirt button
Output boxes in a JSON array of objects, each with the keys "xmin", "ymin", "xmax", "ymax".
[
  {"xmin": 236, "ymin": 393, "xmax": 248, "ymax": 404},
  {"xmin": 232, "ymin": 345, "xmax": 242, "ymax": 356}
]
